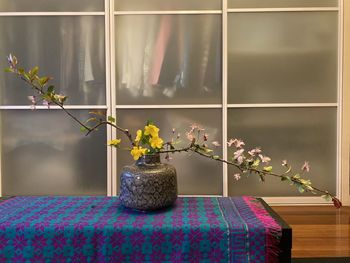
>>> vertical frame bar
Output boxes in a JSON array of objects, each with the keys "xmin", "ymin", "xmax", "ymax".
[
  {"xmin": 110, "ymin": 0, "xmax": 118, "ymax": 196},
  {"xmin": 105, "ymin": 0, "xmax": 113, "ymax": 196},
  {"xmin": 222, "ymin": 0, "xmax": 228, "ymax": 196},
  {"xmin": 337, "ymin": 0, "xmax": 344, "ymax": 201},
  {"xmin": 341, "ymin": 0, "xmax": 350, "ymax": 206}
]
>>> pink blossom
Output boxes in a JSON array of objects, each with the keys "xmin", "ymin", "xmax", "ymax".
[
  {"xmin": 233, "ymin": 173, "xmax": 241, "ymax": 181},
  {"xmin": 248, "ymin": 147, "xmax": 262, "ymax": 156},
  {"xmin": 227, "ymin": 139, "xmax": 236, "ymax": 147},
  {"xmin": 233, "ymin": 149, "xmax": 244, "ymax": 161},
  {"xmin": 235, "ymin": 139, "xmax": 245, "ymax": 148},
  {"xmin": 189, "ymin": 123, "xmax": 198, "ymax": 132},
  {"xmin": 301, "ymin": 161, "xmax": 310, "ymax": 172},
  {"xmin": 282, "ymin": 160, "xmax": 288, "ymax": 167},
  {"xmin": 42, "ymin": 99, "xmax": 50, "ymax": 109},
  {"xmin": 28, "ymin": 96, "xmax": 36, "ymax": 104},
  {"xmin": 259, "ymin": 154, "xmax": 271, "ymax": 163},
  {"xmin": 227, "ymin": 138, "xmax": 245, "ymax": 148},
  {"xmin": 186, "ymin": 132, "xmax": 195, "ymax": 142},
  {"xmin": 212, "ymin": 141, "xmax": 221, "ymax": 147},
  {"xmin": 7, "ymin": 54, "xmax": 17, "ymax": 68},
  {"xmin": 236, "ymin": 155, "xmax": 245, "ymax": 165}
]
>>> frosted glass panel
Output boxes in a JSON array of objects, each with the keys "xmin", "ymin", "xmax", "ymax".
[
  {"xmin": 115, "ymin": 15, "xmax": 222, "ymax": 105},
  {"xmin": 115, "ymin": 0, "xmax": 221, "ymax": 11},
  {"xmin": 228, "ymin": 0, "xmax": 338, "ymax": 8},
  {"xmin": 116, "ymin": 109, "xmax": 222, "ymax": 195},
  {"xmin": 227, "ymin": 108, "xmax": 337, "ymax": 196},
  {"xmin": 227, "ymin": 12, "xmax": 338, "ymax": 103},
  {"xmin": 0, "ymin": 0, "xmax": 104, "ymax": 12},
  {"xmin": 1, "ymin": 110, "xmax": 107, "ymax": 195},
  {"xmin": 0, "ymin": 16, "xmax": 106, "ymax": 105}
]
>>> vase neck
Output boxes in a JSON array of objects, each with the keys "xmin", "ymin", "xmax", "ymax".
[{"xmin": 136, "ymin": 154, "xmax": 161, "ymax": 166}]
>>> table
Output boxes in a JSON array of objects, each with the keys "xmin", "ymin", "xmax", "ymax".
[{"xmin": 0, "ymin": 196, "xmax": 291, "ymax": 262}]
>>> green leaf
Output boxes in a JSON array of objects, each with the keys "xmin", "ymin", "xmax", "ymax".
[
  {"xmin": 204, "ymin": 148, "xmax": 213, "ymax": 153},
  {"xmin": 23, "ymin": 72, "xmax": 30, "ymax": 81},
  {"xmin": 292, "ymin": 174, "xmax": 301, "ymax": 179},
  {"xmin": 18, "ymin": 68, "xmax": 25, "ymax": 75},
  {"xmin": 263, "ymin": 166, "xmax": 273, "ymax": 172},
  {"xmin": 300, "ymin": 179, "xmax": 311, "ymax": 186},
  {"xmin": 61, "ymin": 96, "xmax": 68, "ymax": 103},
  {"xmin": 108, "ymin": 116, "xmax": 116, "ymax": 123},
  {"xmin": 251, "ymin": 159, "xmax": 260, "ymax": 167},
  {"xmin": 4, "ymin": 67, "xmax": 13, "ymax": 73},
  {"xmin": 80, "ymin": 127, "xmax": 88, "ymax": 132},
  {"xmin": 297, "ymin": 185, "xmax": 305, "ymax": 193},
  {"xmin": 47, "ymin": 85, "xmax": 54, "ymax": 94},
  {"xmin": 213, "ymin": 155, "xmax": 220, "ymax": 159},
  {"xmin": 39, "ymin": 76, "xmax": 50, "ymax": 86},
  {"xmin": 85, "ymin": 117, "xmax": 97, "ymax": 124},
  {"xmin": 30, "ymin": 66, "xmax": 39, "ymax": 76},
  {"xmin": 281, "ymin": 175, "xmax": 290, "ymax": 182},
  {"xmin": 321, "ymin": 194, "xmax": 332, "ymax": 202},
  {"xmin": 305, "ymin": 185, "xmax": 314, "ymax": 191}
]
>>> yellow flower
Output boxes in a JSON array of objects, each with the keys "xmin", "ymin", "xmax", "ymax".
[
  {"xmin": 144, "ymin": 124, "xmax": 159, "ymax": 137},
  {"xmin": 130, "ymin": 146, "xmax": 147, "ymax": 160},
  {"xmin": 149, "ymin": 136, "xmax": 164, "ymax": 149},
  {"xmin": 135, "ymin": 129, "xmax": 142, "ymax": 143},
  {"xmin": 107, "ymin": 139, "xmax": 121, "ymax": 147}
]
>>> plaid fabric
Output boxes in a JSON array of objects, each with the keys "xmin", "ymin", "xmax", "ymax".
[{"xmin": 0, "ymin": 196, "xmax": 281, "ymax": 263}]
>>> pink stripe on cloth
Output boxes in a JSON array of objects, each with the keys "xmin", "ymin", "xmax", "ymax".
[{"xmin": 243, "ymin": 196, "xmax": 282, "ymax": 263}]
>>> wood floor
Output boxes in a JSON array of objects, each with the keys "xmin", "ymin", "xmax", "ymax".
[{"xmin": 272, "ymin": 206, "xmax": 350, "ymax": 258}]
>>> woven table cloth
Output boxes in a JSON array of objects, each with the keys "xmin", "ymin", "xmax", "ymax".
[{"xmin": 0, "ymin": 196, "xmax": 281, "ymax": 263}]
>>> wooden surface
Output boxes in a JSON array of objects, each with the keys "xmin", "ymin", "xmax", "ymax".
[{"xmin": 272, "ymin": 206, "xmax": 350, "ymax": 258}]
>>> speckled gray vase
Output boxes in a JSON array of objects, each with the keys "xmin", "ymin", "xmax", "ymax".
[{"xmin": 119, "ymin": 154, "xmax": 177, "ymax": 211}]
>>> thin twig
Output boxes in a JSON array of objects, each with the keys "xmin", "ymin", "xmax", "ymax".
[{"xmin": 17, "ymin": 71, "xmax": 136, "ymax": 146}]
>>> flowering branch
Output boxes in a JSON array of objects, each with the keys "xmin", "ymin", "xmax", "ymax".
[
  {"xmin": 5, "ymin": 54, "xmax": 342, "ymax": 208},
  {"xmin": 158, "ymin": 134, "xmax": 341, "ymax": 208},
  {"xmin": 5, "ymin": 54, "xmax": 135, "ymax": 146}
]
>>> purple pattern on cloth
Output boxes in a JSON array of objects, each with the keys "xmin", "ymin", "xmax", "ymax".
[{"xmin": 0, "ymin": 196, "xmax": 281, "ymax": 262}]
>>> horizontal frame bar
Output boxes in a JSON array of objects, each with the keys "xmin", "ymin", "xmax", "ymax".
[
  {"xmin": 228, "ymin": 7, "xmax": 339, "ymax": 13},
  {"xmin": 0, "ymin": 104, "xmax": 337, "ymax": 109},
  {"xmin": 0, "ymin": 105, "xmax": 108, "ymax": 110},
  {"xmin": 178, "ymin": 196, "xmax": 332, "ymax": 205},
  {"xmin": 116, "ymin": 104, "xmax": 222, "ymax": 109},
  {"xmin": 263, "ymin": 196, "xmax": 333, "ymax": 206},
  {"xmin": 114, "ymin": 10, "xmax": 222, "ymax": 15},
  {"xmin": 0, "ymin": 12, "xmax": 105, "ymax": 16},
  {"xmin": 228, "ymin": 103, "xmax": 338, "ymax": 108}
]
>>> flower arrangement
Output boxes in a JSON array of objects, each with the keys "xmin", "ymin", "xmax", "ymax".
[{"xmin": 5, "ymin": 54, "xmax": 342, "ymax": 208}]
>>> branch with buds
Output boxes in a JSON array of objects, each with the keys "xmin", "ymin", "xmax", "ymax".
[{"xmin": 5, "ymin": 54, "xmax": 342, "ymax": 208}]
